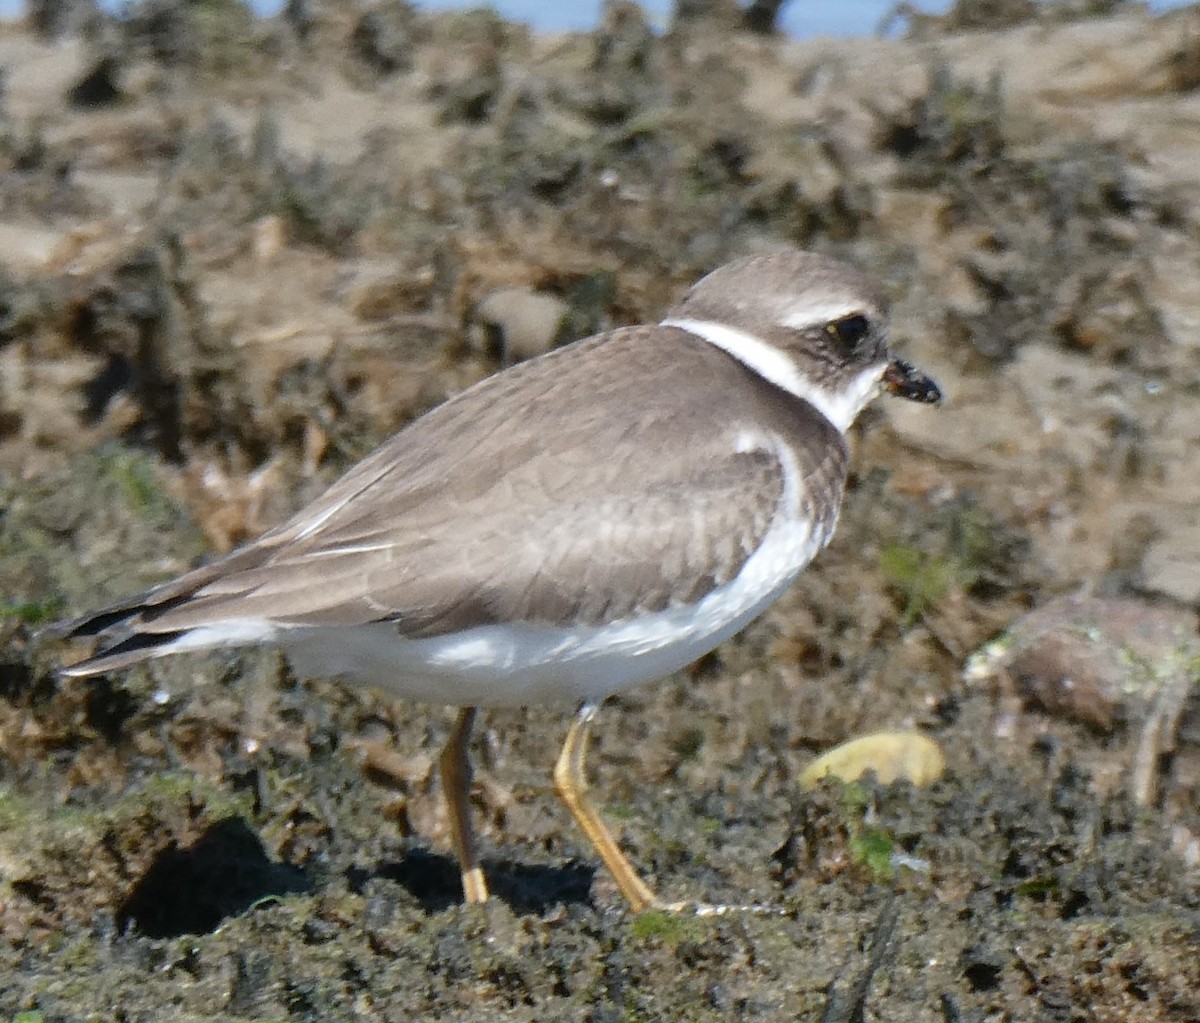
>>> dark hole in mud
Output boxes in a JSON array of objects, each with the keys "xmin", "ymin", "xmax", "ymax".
[
  {"xmin": 82, "ymin": 353, "xmax": 134, "ymax": 424},
  {"xmin": 357, "ymin": 849, "xmax": 593, "ymax": 915},
  {"xmin": 0, "ymin": 660, "xmax": 35, "ymax": 701},
  {"xmin": 877, "ymin": 116, "xmax": 924, "ymax": 158},
  {"xmin": 1059, "ymin": 887, "xmax": 1090, "ymax": 920},
  {"xmin": 12, "ymin": 878, "xmax": 56, "ymax": 911},
  {"xmin": 83, "ymin": 676, "xmax": 140, "ymax": 744},
  {"xmin": 962, "ymin": 956, "xmax": 1004, "ymax": 992},
  {"xmin": 68, "ymin": 56, "xmax": 123, "ymax": 109},
  {"xmin": 530, "ymin": 159, "xmax": 582, "ymax": 203},
  {"xmin": 118, "ymin": 816, "xmax": 310, "ymax": 938}
]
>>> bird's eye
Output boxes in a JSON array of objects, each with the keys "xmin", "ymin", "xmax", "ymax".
[{"xmin": 827, "ymin": 313, "xmax": 870, "ymax": 350}]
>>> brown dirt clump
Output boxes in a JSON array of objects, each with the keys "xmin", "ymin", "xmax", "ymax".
[{"xmin": 1, "ymin": 1, "xmax": 1199, "ymax": 1019}]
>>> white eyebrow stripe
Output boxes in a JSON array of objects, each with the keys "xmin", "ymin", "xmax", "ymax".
[{"xmin": 780, "ymin": 303, "xmax": 868, "ymax": 330}]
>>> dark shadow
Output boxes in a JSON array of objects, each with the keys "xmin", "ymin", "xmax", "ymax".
[
  {"xmin": 485, "ymin": 857, "xmax": 595, "ymax": 916},
  {"xmin": 356, "ymin": 849, "xmax": 595, "ymax": 916},
  {"xmin": 118, "ymin": 816, "xmax": 310, "ymax": 938}
]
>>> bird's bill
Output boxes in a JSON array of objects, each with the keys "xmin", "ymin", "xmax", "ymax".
[{"xmin": 884, "ymin": 358, "xmax": 942, "ymax": 405}]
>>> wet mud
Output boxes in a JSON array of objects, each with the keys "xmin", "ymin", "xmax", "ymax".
[{"xmin": 1, "ymin": 0, "xmax": 1198, "ymax": 1019}]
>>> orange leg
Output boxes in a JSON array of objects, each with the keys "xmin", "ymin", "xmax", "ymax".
[
  {"xmin": 553, "ymin": 702, "xmax": 658, "ymax": 913},
  {"xmin": 438, "ymin": 706, "xmax": 489, "ymax": 903}
]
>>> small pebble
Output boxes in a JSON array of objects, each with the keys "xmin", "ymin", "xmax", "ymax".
[
  {"xmin": 473, "ymin": 287, "xmax": 570, "ymax": 364},
  {"xmin": 800, "ymin": 731, "xmax": 947, "ymax": 789},
  {"xmin": 964, "ymin": 594, "xmax": 1198, "ymax": 732}
]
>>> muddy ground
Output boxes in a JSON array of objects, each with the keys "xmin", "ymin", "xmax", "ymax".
[{"xmin": 1, "ymin": 0, "xmax": 1199, "ymax": 1019}]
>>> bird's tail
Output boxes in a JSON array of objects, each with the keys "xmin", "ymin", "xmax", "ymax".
[
  {"xmin": 42, "ymin": 546, "xmax": 270, "ymax": 677},
  {"xmin": 44, "ymin": 589, "xmax": 199, "ymax": 678}
]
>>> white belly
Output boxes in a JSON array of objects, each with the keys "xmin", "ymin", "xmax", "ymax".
[
  {"xmin": 277, "ymin": 568, "xmax": 816, "ymax": 707},
  {"xmin": 279, "ymin": 515, "xmax": 829, "ymax": 708}
]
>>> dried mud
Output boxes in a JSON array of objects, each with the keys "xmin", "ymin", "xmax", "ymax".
[{"xmin": 1, "ymin": 1, "xmax": 1199, "ymax": 1020}]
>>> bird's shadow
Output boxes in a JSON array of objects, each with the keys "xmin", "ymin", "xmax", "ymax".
[
  {"xmin": 352, "ymin": 849, "xmax": 595, "ymax": 915},
  {"xmin": 118, "ymin": 816, "xmax": 311, "ymax": 939}
]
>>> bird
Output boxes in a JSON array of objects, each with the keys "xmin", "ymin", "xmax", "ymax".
[{"xmin": 49, "ymin": 248, "xmax": 941, "ymax": 913}]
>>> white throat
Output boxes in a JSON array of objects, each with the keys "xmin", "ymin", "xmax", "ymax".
[{"xmin": 661, "ymin": 316, "xmax": 884, "ymax": 433}]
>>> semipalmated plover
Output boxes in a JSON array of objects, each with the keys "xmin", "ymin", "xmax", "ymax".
[{"xmin": 51, "ymin": 249, "xmax": 940, "ymax": 913}]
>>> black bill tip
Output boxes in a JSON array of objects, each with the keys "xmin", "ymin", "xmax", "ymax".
[{"xmin": 884, "ymin": 358, "xmax": 942, "ymax": 405}]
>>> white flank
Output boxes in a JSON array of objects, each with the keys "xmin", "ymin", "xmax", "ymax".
[
  {"xmin": 661, "ymin": 317, "xmax": 884, "ymax": 433},
  {"xmin": 157, "ymin": 619, "xmax": 279, "ymax": 654},
  {"xmin": 276, "ymin": 431, "xmax": 832, "ymax": 708}
]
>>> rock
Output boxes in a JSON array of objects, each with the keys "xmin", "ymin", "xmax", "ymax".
[
  {"xmin": 966, "ymin": 593, "xmax": 1197, "ymax": 732},
  {"xmin": 1141, "ymin": 528, "xmax": 1200, "ymax": 604},
  {"xmin": 742, "ymin": 0, "xmax": 787, "ymax": 35},
  {"xmin": 431, "ymin": 48, "xmax": 503, "ymax": 125},
  {"xmin": 28, "ymin": 0, "xmax": 99, "ymax": 41},
  {"xmin": 251, "ymin": 215, "xmax": 286, "ymax": 266},
  {"xmin": 965, "ymin": 593, "xmax": 1199, "ymax": 804},
  {"xmin": 0, "ymin": 223, "xmax": 71, "ymax": 272},
  {"xmin": 340, "ymin": 258, "xmax": 436, "ymax": 322},
  {"xmin": 472, "ymin": 287, "xmax": 569, "ymax": 364},
  {"xmin": 350, "ymin": 1, "xmax": 423, "ymax": 78},
  {"xmin": 121, "ymin": 0, "xmax": 202, "ymax": 67},
  {"xmin": 671, "ymin": 0, "xmax": 741, "ymax": 32},
  {"xmin": 73, "ymin": 171, "xmax": 160, "ymax": 217}
]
